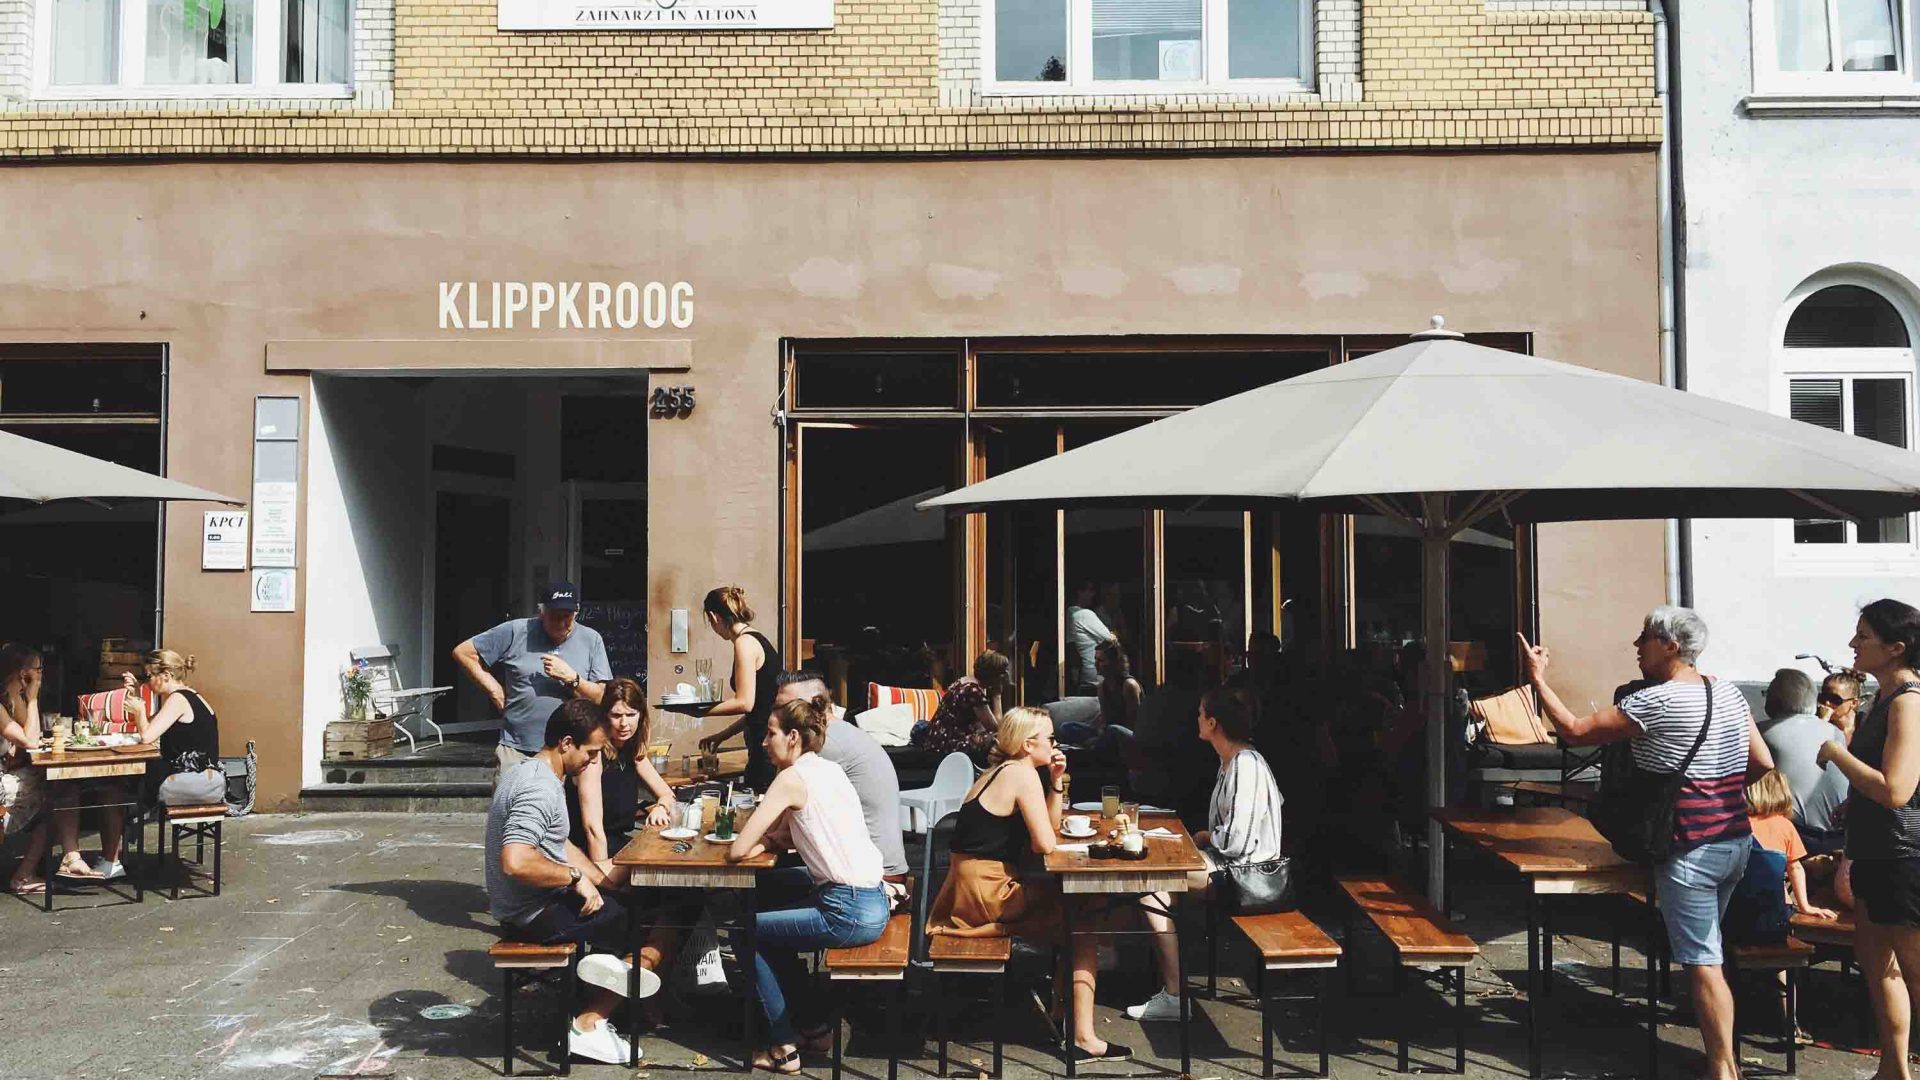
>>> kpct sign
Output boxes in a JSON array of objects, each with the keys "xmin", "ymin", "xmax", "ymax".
[
  {"xmin": 202, "ymin": 510, "xmax": 249, "ymax": 571},
  {"xmin": 498, "ymin": 0, "xmax": 831, "ymax": 29}
]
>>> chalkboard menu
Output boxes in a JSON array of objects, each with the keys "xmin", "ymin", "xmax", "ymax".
[{"xmin": 579, "ymin": 600, "xmax": 647, "ymax": 689}]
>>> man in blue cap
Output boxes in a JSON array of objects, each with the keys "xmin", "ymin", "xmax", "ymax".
[{"xmin": 454, "ymin": 581, "xmax": 613, "ymax": 777}]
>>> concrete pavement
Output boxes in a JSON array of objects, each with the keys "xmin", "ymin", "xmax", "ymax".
[{"xmin": 0, "ymin": 813, "xmax": 1882, "ymax": 1080}]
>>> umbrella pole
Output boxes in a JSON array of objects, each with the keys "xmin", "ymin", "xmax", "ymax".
[{"xmin": 1422, "ymin": 496, "xmax": 1451, "ymax": 903}]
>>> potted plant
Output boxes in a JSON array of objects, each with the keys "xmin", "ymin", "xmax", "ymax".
[{"xmin": 341, "ymin": 661, "xmax": 374, "ymax": 721}]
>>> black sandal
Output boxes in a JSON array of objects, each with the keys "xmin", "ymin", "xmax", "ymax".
[
  {"xmin": 1072, "ymin": 1042, "xmax": 1132, "ymax": 1062},
  {"xmin": 753, "ymin": 1048, "xmax": 803, "ymax": 1074}
]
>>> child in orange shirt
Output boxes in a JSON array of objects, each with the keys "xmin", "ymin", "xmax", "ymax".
[{"xmin": 1747, "ymin": 769, "xmax": 1838, "ymax": 920}]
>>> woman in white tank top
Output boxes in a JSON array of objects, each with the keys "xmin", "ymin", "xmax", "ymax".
[{"xmin": 727, "ymin": 696, "xmax": 889, "ymax": 1073}]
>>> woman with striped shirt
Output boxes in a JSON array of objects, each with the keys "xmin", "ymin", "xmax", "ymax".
[
  {"xmin": 1128, "ymin": 686, "xmax": 1284, "ymax": 1022},
  {"xmin": 1521, "ymin": 606, "xmax": 1771, "ymax": 1080},
  {"xmin": 1815, "ymin": 599, "xmax": 1920, "ymax": 1077}
]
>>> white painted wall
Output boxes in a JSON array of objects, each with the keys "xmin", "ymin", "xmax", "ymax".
[
  {"xmin": 1678, "ymin": 4, "xmax": 1920, "ymax": 684},
  {"xmin": 301, "ymin": 377, "xmax": 430, "ymax": 785}
]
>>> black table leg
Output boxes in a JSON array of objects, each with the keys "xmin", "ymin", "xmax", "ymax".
[
  {"xmin": 1454, "ymin": 966, "xmax": 1467, "ymax": 1074},
  {"xmin": 1318, "ymin": 967, "xmax": 1332, "ymax": 1078},
  {"xmin": 1062, "ymin": 895, "xmax": 1076, "ymax": 1077},
  {"xmin": 627, "ymin": 899, "xmax": 641, "ymax": 1067},
  {"xmin": 1257, "ymin": 964, "xmax": 1271, "ymax": 1079},
  {"xmin": 1526, "ymin": 887, "xmax": 1541, "ymax": 1078},
  {"xmin": 1645, "ymin": 904, "xmax": 1660, "ymax": 1080},
  {"xmin": 1175, "ymin": 900, "xmax": 1190, "ymax": 1078},
  {"xmin": 1541, "ymin": 900, "xmax": 1554, "ymax": 999},
  {"xmin": 740, "ymin": 906, "xmax": 759, "ymax": 1074},
  {"xmin": 1786, "ymin": 968, "xmax": 1799, "ymax": 1076}
]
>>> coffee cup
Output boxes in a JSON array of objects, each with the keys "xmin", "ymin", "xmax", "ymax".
[{"xmin": 1063, "ymin": 814, "xmax": 1092, "ymax": 836}]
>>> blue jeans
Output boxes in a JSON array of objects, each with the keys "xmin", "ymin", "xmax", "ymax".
[
  {"xmin": 1654, "ymin": 836, "xmax": 1751, "ymax": 966},
  {"xmin": 753, "ymin": 866, "xmax": 890, "ymax": 1044}
]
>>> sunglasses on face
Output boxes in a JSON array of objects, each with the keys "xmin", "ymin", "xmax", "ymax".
[{"xmin": 1818, "ymin": 693, "xmax": 1855, "ymax": 708}]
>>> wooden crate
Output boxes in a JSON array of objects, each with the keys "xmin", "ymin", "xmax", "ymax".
[{"xmin": 324, "ymin": 719, "xmax": 394, "ymax": 760}]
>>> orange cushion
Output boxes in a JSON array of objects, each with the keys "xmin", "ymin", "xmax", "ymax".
[
  {"xmin": 1471, "ymin": 685, "xmax": 1553, "ymax": 747},
  {"xmin": 868, "ymin": 683, "xmax": 940, "ymax": 722}
]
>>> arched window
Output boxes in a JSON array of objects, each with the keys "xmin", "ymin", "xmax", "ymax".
[{"xmin": 1784, "ymin": 281, "xmax": 1919, "ymax": 547}]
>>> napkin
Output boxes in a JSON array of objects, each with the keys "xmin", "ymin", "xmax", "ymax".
[
  {"xmin": 1057, "ymin": 843, "xmax": 1092, "ymax": 854},
  {"xmin": 1140, "ymin": 827, "xmax": 1179, "ymax": 839}
]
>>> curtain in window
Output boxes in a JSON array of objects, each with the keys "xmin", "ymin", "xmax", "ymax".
[
  {"xmin": 1837, "ymin": 0, "xmax": 1900, "ymax": 70},
  {"xmin": 284, "ymin": 0, "xmax": 351, "ymax": 84},
  {"xmin": 1789, "ymin": 379, "xmax": 1847, "ymax": 543},
  {"xmin": 51, "ymin": 0, "xmax": 120, "ymax": 85},
  {"xmin": 1092, "ymin": 0, "xmax": 1202, "ymax": 80},
  {"xmin": 1774, "ymin": 0, "xmax": 1832, "ymax": 71},
  {"xmin": 146, "ymin": 0, "xmax": 254, "ymax": 85}
]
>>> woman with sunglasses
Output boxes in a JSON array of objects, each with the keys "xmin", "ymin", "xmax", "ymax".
[{"xmin": 924, "ymin": 706, "xmax": 1131, "ymax": 1062}]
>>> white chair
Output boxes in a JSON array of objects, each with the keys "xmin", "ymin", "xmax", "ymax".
[
  {"xmin": 898, "ymin": 752, "xmax": 977, "ymax": 835},
  {"xmin": 352, "ymin": 645, "xmax": 454, "ymax": 752}
]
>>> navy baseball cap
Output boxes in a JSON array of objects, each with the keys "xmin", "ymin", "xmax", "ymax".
[{"xmin": 541, "ymin": 582, "xmax": 581, "ymax": 611}]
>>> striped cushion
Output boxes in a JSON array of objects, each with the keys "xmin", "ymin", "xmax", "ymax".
[
  {"xmin": 868, "ymin": 683, "xmax": 940, "ymax": 721},
  {"xmin": 77, "ymin": 688, "xmax": 143, "ymax": 735}
]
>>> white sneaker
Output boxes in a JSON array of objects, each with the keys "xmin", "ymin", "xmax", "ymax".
[
  {"xmin": 1124, "ymin": 990, "xmax": 1183, "ymax": 1022},
  {"xmin": 568, "ymin": 1021, "xmax": 638, "ymax": 1065},
  {"xmin": 90, "ymin": 858, "xmax": 126, "ymax": 881},
  {"xmin": 577, "ymin": 954, "xmax": 661, "ymax": 1000}
]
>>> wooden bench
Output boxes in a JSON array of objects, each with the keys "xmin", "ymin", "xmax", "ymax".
[
  {"xmin": 926, "ymin": 932, "xmax": 1013, "ymax": 1077},
  {"xmin": 823, "ymin": 911, "xmax": 912, "ymax": 1080},
  {"xmin": 155, "ymin": 802, "xmax": 227, "ymax": 899},
  {"xmin": 489, "ymin": 940, "xmax": 579, "ymax": 1077},
  {"xmin": 1730, "ymin": 936, "xmax": 1815, "ymax": 1076},
  {"xmin": 1339, "ymin": 878, "xmax": 1479, "ymax": 1074},
  {"xmin": 1234, "ymin": 912, "xmax": 1343, "ymax": 1078}
]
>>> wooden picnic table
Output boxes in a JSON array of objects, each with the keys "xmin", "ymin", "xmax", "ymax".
[
  {"xmin": 24, "ymin": 742, "xmax": 159, "ymax": 910},
  {"xmin": 611, "ymin": 823, "xmax": 778, "ymax": 1070},
  {"xmin": 657, "ymin": 748, "xmax": 747, "ymax": 786},
  {"xmin": 1043, "ymin": 812, "xmax": 1209, "ymax": 1077},
  {"xmin": 1433, "ymin": 807, "xmax": 1654, "ymax": 1079}
]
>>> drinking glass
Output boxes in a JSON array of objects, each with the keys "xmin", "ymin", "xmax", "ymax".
[
  {"xmin": 1101, "ymin": 785, "xmax": 1121, "ymax": 820},
  {"xmin": 1121, "ymin": 800, "xmax": 1141, "ymax": 825}
]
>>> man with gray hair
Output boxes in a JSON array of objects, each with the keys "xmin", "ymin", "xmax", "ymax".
[{"xmin": 1760, "ymin": 666, "xmax": 1851, "ymax": 854}]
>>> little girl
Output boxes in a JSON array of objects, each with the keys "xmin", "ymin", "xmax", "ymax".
[{"xmin": 1747, "ymin": 768, "xmax": 1838, "ymax": 920}]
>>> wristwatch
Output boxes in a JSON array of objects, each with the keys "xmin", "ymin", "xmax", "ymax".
[
  {"xmin": 567, "ymin": 675, "xmax": 581, "ymax": 692},
  {"xmin": 568, "ymin": 866, "xmax": 582, "ymax": 886}
]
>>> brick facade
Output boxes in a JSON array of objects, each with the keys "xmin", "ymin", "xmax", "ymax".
[{"xmin": 0, "ymin": 0, "xmax": 1659, "ymax": 157}]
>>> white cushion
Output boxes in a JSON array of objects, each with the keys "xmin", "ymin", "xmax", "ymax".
[{"xmin": 853, "ymin": 702, "xmax": 918, "ymax": 746}]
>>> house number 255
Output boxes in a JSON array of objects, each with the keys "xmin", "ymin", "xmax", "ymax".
[{"xmin": 650, "ymin": 386, "xmax": 695, "ymax": 418}]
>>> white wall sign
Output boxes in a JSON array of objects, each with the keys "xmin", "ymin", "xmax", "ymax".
[
  {"xmin": 251, "ymin": 567, "xmax": 297, "ymax": 612},
  {"xmin": 252, "ymin": 481, "xmax": 299, "ymax": 567},
  {"xmin": 203, "ymin": 510, "xmax": 249, "ymax": 571},
  {"xmin": 498, "ymin": 0, "xmax": 830, "ymax": 30}
]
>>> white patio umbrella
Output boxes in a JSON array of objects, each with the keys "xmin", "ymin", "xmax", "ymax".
[
  {"xmin": 920, "ymin": 320, "xmax": 1920, "ymax": 897},
  {"xmin": 0, "ymin": 429, "xmax": 240, "ymax": 505}
]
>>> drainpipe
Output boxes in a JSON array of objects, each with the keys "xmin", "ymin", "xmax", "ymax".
[{"xmin": 1650, "ymin": 0, "xmax": 1689, "ymax": 606}]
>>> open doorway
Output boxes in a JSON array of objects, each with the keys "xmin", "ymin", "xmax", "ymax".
[{"xmin": 303, "ymin": 374, "xmax": 647, "ymax": 782}]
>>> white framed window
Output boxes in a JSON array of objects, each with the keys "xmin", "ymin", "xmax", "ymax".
[
  {"xmin": 1780, "ymin": 283, "xmax": 1919, "ymax": 552},
  {"xmin": 32, "ymin": 0, "xmax": 353, "ymax": 98},
  {"xmin": 983, "ymin": 0, "xmax": 1313, "ymax": 95},
  {"xmin": 1753, "ymin": 0, "xmax": 1914, "ymax": 96}
]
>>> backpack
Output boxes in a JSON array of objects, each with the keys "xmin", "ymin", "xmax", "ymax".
[{"xmin": 1722, "ymin": 836, "xmax": 1792, "ymax": 946}]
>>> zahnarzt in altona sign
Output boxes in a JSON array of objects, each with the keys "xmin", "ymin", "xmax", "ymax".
[{"xmin": 499, "ymin": 0, "xmax": 830, "ymax": 30}]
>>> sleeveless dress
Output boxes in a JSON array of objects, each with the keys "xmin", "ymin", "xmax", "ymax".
[
  {"xmin": 738, "ymin": 630, "xmax": 781, "ymax": 793},
  {"xmin": 568, "ymin": 753, "xmax": 642, "ymax": 855},
  {"xmin": 925, "ymin": 762, "xmax": 1062, "ymax": 940},
  {"xmin": 1844, "ymin": 682, "xmax": 1920, "ymax": 927}
]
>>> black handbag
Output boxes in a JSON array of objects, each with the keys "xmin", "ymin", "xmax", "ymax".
[
  {"xmin": 1213, "ymin": 855, "xmax": 1297, "ymax": 915},
  {"xmin": 1590, "ymin": 678, "xmax": 1714, "ymax": 864}
]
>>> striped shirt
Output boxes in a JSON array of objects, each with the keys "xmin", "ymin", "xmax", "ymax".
[
  {"xmin": 1620, "ymin": 676, "xmax": 1753, "ymax": 853},
  {"xmin": 1207, "ymin": 748, "xmax": 1285, "ymax": 865}
]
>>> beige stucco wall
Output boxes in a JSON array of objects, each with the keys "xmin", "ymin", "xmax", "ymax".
[{"xmin": 0, "ymin": 149, "xmax": 1663, "ymax": 807}]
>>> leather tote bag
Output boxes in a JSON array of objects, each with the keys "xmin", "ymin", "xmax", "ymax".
[{"xmin": 1590, "ymin": 679, "xmax": 1714, "ymax": 864}]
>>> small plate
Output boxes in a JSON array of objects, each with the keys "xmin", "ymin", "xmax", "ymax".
[
  {"xmin": 660, "ymin": 827, "xmax": 697, "ymax": 841},
  {"xmin": 1070, "ymin": 802, "xmax": 1103, "ymax": 812},
  {"xmin": 1060, "ymin": 828, "xmax": 1096, "ymax": 840},
  {"xmin": 704, "ymin": 833, "xmax": 738, "ymax": 844}
]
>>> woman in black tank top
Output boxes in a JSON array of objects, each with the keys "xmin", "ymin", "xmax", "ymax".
[
  {"xmin": 1816, "ymin": 600, "xmax": 1920, "ymax": 1067},
  {"xmin": 697, "ymin": 586, "xmax": 782, "ymax": 793},
  {"xmin": 926, "ymin": 707, "xmax": 1133, "ymax": 1062}
]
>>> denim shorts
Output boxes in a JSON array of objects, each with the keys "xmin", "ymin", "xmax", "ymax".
[{"xmin": 1653, "ymin": 836, "xmax": 1751, "ymax": 966}]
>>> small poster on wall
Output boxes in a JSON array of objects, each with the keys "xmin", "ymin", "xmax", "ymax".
[
  {"xmin": 203, "ymin": 510, "xmax": 249, "ymax": 571},
  {"xmin": 251, "ymin": 567, "xmax": 297, "ymax": 612},
  {"xmin": 252, "ymin": 481, "xmax": 299, "ymax": 567},
  {"xmin": 498, "ymin": 0, "xmax": 832, "ymax": 30}
]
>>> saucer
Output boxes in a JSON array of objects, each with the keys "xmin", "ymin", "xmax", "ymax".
[
  {"xmin": 660, "ymin": 827, "xmax": 697, "ymax": 840},
  {"xmin": 1060, "ymin": 828, "xmax": 1096, "ymax": 840},
  {"xmin": 704, "ymin": 832, "xmax": 738, "ymax": 844}
]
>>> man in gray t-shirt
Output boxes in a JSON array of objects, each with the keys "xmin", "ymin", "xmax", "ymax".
[
  {"xmin": 485, "ymin": 699, "xmax": 653, "ymax": 1065},
  {"xmin": 454, "ymin": 581, "xmax": 611, "ymax": 774},
  {"xmin": 1759, "ymin": 668, "xmax": 1851, "ymax": 851},
  {"xmin": 775, "ymin": 671, "xmax": 909, "ymax": 878}
]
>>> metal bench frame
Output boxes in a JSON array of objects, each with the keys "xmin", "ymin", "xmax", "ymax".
[{"xmin": 493, "ymin": 945, "xmax": 580, "ymax": 1077}]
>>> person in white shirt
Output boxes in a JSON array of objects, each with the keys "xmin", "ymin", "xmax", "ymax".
[
  {"xmin": 727, "ymin": 697, "xmax": 890, "ymax": 1074},
  {"xmin": 1066, "ymin": 579, "xmax": 1117, "ymax": 694},
  {"xmin": 1129, "ymin": 686, "xmax": 1284, "ymax": 1021}
]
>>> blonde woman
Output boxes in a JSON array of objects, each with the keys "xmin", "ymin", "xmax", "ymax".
[
  {"xmin": 925, "ymin": 706, "xmax": 1131, "ymax": 1061},
  {"xmin": 697, "ymin": 585, "xmax": 781, "ymax": 793},
  {"xmin": 1, "ymin": 644, "xmax": 52, "ymax": 894}
]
